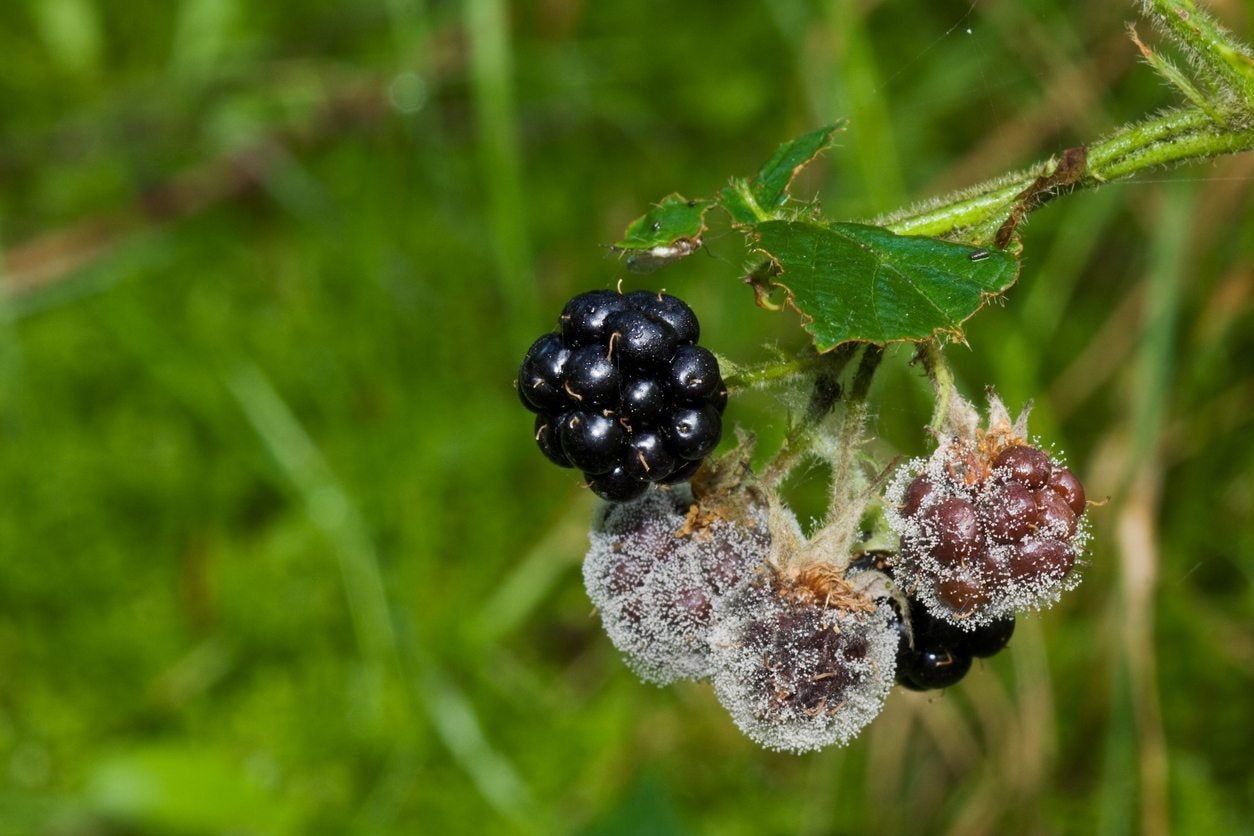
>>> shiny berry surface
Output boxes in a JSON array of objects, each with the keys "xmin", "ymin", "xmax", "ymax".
[{"xmin": 517, "ymin": 288, "xmax": 724, "ymax": 500}]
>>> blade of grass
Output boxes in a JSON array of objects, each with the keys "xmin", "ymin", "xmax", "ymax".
[
  {"xmin": 228, "ymin": 364, "xmax": 533, "ymax": 823},
  {"xmin": 464, "ymin": 0, "xmax": 538, "ymax": 345}
]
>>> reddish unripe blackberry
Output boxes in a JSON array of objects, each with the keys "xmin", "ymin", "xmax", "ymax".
[
  {"xmin": 517, "ymin": 288, "xmax": 726, "ymax": 500},
  {"xmin": 901, "ymin": 474, "xmax": 938, "ymax": 518},
  {"xmin": 1033, "ymin": 488, "xmax": 1078, "ymax": 538},
  {"xmin": 886, "ymin": 432, "xmax": 1090, "ymax": 628},
  {"xmin": 582, "ymin": 489, "xmax": 771, "ymax": 684},
  {"xmin": 935, "ymin": 573, "xmax": 992, "ymax": 615}
]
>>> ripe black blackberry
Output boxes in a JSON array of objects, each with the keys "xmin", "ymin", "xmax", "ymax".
[
  {"xmin": 517, "ymin": 289, "xmax": 727, "ymax": 501},
  {"xmin": 892, "ymin": 596, "xmax": 1015, "ymax": 691}
]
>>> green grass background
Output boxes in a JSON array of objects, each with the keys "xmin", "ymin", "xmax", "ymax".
[{"xmin": 0, "ymin": 0, "xmax": 1251, "ymax": 833}]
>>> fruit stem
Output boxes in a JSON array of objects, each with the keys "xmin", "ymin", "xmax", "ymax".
[
  {"xmin": 723, "ymin": 350, "xmax": 833, "ymax": 391},
  {"xmin": 803, "ymin": 346, "xmax": 884, "ymax": 571},
  {"xmin": 919, "ymin": 341, "xmax": 955, "ymax": 436},
  {"xmin": 760, "ymin": 345, "xmax": 859, "ymax": 488}
]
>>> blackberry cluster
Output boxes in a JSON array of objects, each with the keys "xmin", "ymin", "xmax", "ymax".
[
  {"xmin": 892, "ymin": 596, "xmax": 1014, "ymax": 691},
  {"xmin": 890, "ymin": 442, "xmax": 1089, "ymax": 626},
  {"xmin": 517, "ymin": 289, "xmax": 727, "ymax": 502},
  {"xmin": 582, "ymin": 488, "xmax": 769, "ymax": 683}
]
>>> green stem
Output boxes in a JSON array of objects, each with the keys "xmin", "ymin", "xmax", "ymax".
[
  {"xmin": 879, "ymin": 107, "xmax": 1254, "ymax": 241},
  {"xmin": 918, "ymin": 341, "xmax": 955, "ymax": 435},
  {"xmin": 760, "ymin": 345, "xmax": 858, "ymax": 487},
  {"xmin": 723, "ymin": 350, "xmax": 833, "ymax": 390}
]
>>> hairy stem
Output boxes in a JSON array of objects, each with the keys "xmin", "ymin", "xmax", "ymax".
[
  {"xmin": 760, "ymin": 345, "xmax": 859, "ymax": 487},
  {"xmin": 723, "ymin": 350, "xmax": 833, "ymax": 391},
  {"xmin": 878, "ymin": 107, "xmax": 1254, "ymax": 242},
  {"xmin": 918, "ymin": 341, "xmax": 955, "ymax": 435},
  {"xmin": 802, "ymin": 346, "xmax": 885, "ymax": 570}
]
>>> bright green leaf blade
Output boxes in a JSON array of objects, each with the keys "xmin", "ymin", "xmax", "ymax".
[
  {"xmin": 752, "ymin": 121, "xmax": 845, "ymax": 210},
  {"xmin": 752, "ymin": 220, "xmax": 1020, "ymax": 349},
  {"xmin": 720, "ymin": 121, "xmax": 846, "ymax": 224},
  {"xmin": 720, "ymin": 177, "xmax": 761, "ymax": 225},
  {"xmin": 615, "ymin": 193, "xmax": 710, "ymax": 272}
]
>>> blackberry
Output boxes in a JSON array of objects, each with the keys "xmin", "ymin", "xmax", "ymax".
[
  {"xmin": 709, "ymin": 578, "xmax": 898, "ymax": 753},
  {"xmin": 588, "ymin": 464, "xmax": 650, "ymax": 502},
  {"xmin": 899, "ymin": 643, "xmax": 972, "ymax": 690},
  {"xmin": 516, "ymin": 288, "xmax": 725, "ymax": 500},
  {"xmin": 582, "ymin": 489, "xmax": 771, "ymax": 684},
  {"xmin": 622, "ymin": 377, "xmax": 667, "ymax": 425},
  {"xmin": 518, "ymin": 333, "xmax": 571, "ymax": 413},
  {"xmin": 893, "ymin": 598, "xmax": 972, "ymax": 691},
  {"xmin": 605, "ymin": 309, "xmax": 678, "ymax": 369},
  {"xmin": 622, "ymin": 432, "xmax": 676, "ymax": 483},
  {"xmin": 560, "ymin": 290, "xmax": 627, "ymax": 346},
  {"xmin": 892, "ymin": 596, "xmax": 1012, "ymax": 690},
  {"xmin": 565, "ymin": 345, "xmax": 621, "ymax": 408},
  {"xmin": 667, "ymin": 345, "xmax": 722, "ymax": 401},
  {"xmin": 886, "ymin": 428, "xmax": 1090, "ymax": 628}
]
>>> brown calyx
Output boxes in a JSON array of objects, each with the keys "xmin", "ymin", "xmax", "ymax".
[
  {"xmin": 774, "ymin": 562, "xmax": 877, "ymax": 615},
  {"xmin": 943, "ymin": 429, "xmax": 1028, "ymax": 487}
]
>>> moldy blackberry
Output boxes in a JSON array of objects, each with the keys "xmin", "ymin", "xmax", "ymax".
[
  {"xmin": 517, "ymin": 289, "xmax": 727, "ymax": 501},
  {"xmin": 885, "ymin": 399, "xmax": 1091, "ymax": 628}
]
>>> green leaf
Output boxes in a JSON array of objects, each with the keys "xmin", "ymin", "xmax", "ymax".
[
  {"xmin": 751, "ymin": 220, "xmax": 1020, "ymax": 350},
  {"xmin": 614, "ymin": 193, "xmax": 711, "ymax": 273},
  {"xmin": 721, "ymin": 121, "xmax": 846, "ymax": 224}
]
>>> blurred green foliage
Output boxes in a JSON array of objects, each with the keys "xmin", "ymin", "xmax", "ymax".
[{"xmin": 0, "ymin": 0, "xmax": 1251, "ymax": 834}]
